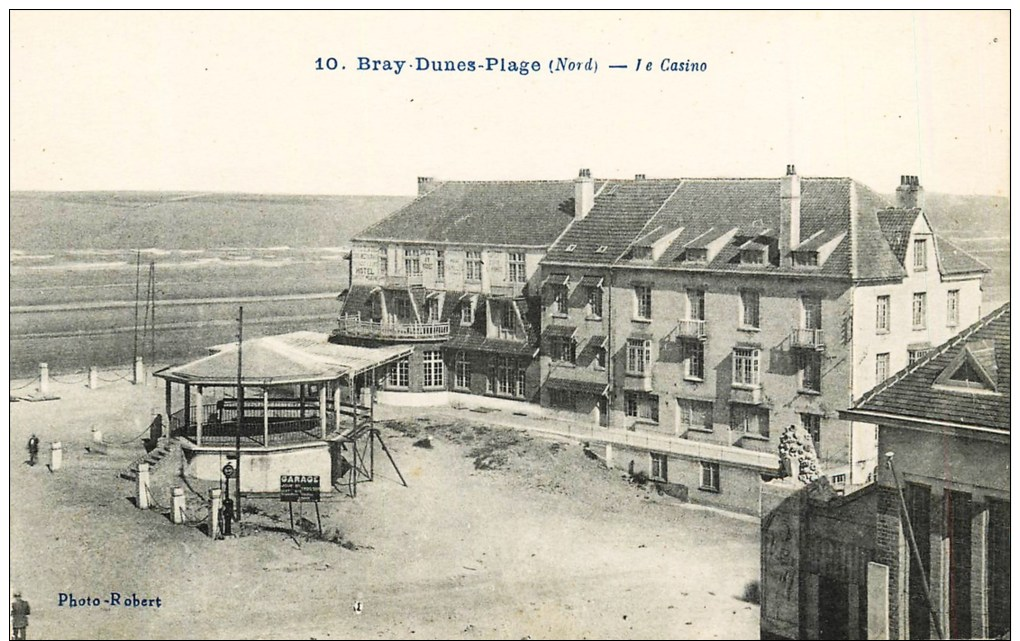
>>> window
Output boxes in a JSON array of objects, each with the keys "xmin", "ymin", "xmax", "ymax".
[
  {"xmin": 730, "ymin": 404, "xmax": 769, "ymax": 438},
  {"xmin": 466, "ymin": 251, "xmax": 483, "ymax": 281},
  {"xmin": 947, "ymin": 289, "xmax": 960, "ymax": 327},
  {"xmin": 594, "ymin": 346, "xmax": 606, "ymax": 370},
  {"xmin": 800, "ymin": 413, "xmax": 821, "ymax": 453},
  {"xmin": 396, "ymin": 296, "xmax": 412, "ymax": 319},
  {"xmin": 741, "ymin": 248, "xmax": 766, "ymax": 265},
  {"xmin": 460, "ymin": 301, "xmax": 474, "ymax": 326},
  {"xmin": 509, "ymin": 252, "xmax": 526, "ymax": 283},
  {"xmin": 422, "ymin": 350, "xmax": 444, "ymax": 389},
  {"xmin": 650, "ymin": 453, "xmax": 668, "ymax": 482},
  {"xmin": 387, "ymin": 358, "xmax": 409, "ymax": 388},
  {"xmin": 586, "ymin": 286, "xmax": 603, "ymax": 318},
  {"xmin": 426, "ymin": 297, "xmax": 440, "ymax": 322},
  {"xmin": 792, "ymin": 251, "xmax": 818, "ymax": 268},
  {"xmin": 634, "ymin": 285, "xmax": 652, "ymax": 320},
  {"xmin": 740, "ymin": 290, "xmax": 760, "ymax": 329},
  {"xmin": 876, "ymin": 352, "xmax": 890, "ymax": 383},
  {"xmin": 797, "ymin": 351, "xmax": 821, "ymax": 393},
  {"xmin": 732, "ymin": 347, "xmax": 761, "ymax": 387},
  {"xmin": 499, "ymin": 303, "xmax": 516, "ymax": 339},
  {"xmin": 684, "ymin": 342, "xmax": 705, "ymax": 380},
  {"xmin": 908, "ymin": 346, "xmax": 932, "ymax": 366},
  {"xmin": 454, "ymin": 352, "xmax": 470, "ymax": 389},
  {"xmin": 624, "ymin": 392, "xmax": 658, "ymax": 423},
  {"xmin": 436, "ymin": 250, "xmax": 445, "ymax": 281},
  {"xmin": 801, "ymin": 296, "xmax": 822, "ymax": 330},
  {"xmin": 684, "ymin": 248, "xmax": 708, "ymax": 263},
  {"xmin": 913, "ymin": 238, "xmax": 928, "ymax": 271},
  {"xmin": 552, "ymin": 285, "xmax": 568, "ymax": 315},
  {"xmin": 404, "ymin": 248, "xmax": 421, "ymax": 275},
  {"xmin": 912, "ymin": 292, "xmax": 927, "ymax": 329},
  {"xmin": 549, "ymin": 337, "xmax": 576, "ymax": 364},
  {"xmin": 876, "ymin": 295, "xmax": 891, "ymax": 333},
  {"xmin": 688, "ymin": 289, "xmax": 705, "ymax": 321},
  {"xmin": 678, "ymin": 399, "xmax": 712, "ymax": 432},
  {"xmin": 699, "ymin": 461, "xmax": 720, "ymax": 492},
  {"xmin": 626, "ymin": 339, "xmax": 651, "ymax": 375},
  {"xmin": 595, "ymin": 245, "xmax": 608, "ymax": 254},
  {"xmin": 492, "ymin": 356, "xmax": 525, "ymax": 398},
  {"xmin": 378, "ymin": 247, "xmax": 388, "ymax": 277},
  {"xmin": 549, "ymin": 388, "xmax": 573, "ymax": 409}
]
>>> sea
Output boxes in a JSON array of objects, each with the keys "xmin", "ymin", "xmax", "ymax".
[{"xmin": 9, "ymin": 192, "xmax": 411, "ymax": 379}]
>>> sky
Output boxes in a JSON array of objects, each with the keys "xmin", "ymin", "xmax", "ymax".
[{"xmin": 9, "ymin": 10, "xmax": 1011, "ymax": 197}]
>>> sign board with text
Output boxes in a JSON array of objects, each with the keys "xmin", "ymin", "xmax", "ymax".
[{"xmin": 280, "ymin": 475, "xmax": 321, "ymax": 502}]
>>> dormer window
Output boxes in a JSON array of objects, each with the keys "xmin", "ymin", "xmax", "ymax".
[
  {"xmin": 565, "ymin": 244, "xmax": 577, "ymax": 253},
  {"xmin": 595, "ymin": 245, "xmax": 608, "ymax": 254},
  {"xmin": 913, "ymin": 238, "xmax": 928, "ymax": 271},
  {"xmin": 631, "ymin": 246, "xmax": 652, "ymax": 260},
  {"xmin": 683, "ymin": 248, "xmax": 708, "ymax": 263},
  {"xmin": 740, "ymin": 248, "xmax": 766, "ymax": 265},
  {"xmin": 792, "ymin": 251, "xmax": 818, "ymax": 268},
  {"xmin": 934, "ymin": 340, "xmax": 998, "ymax": 393}
]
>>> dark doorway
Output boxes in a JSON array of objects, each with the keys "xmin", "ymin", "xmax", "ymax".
[{"xmin": 817, "ymin": 575, "xmax": 849, "ymax": 640}]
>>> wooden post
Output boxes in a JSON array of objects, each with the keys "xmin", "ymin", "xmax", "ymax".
[
  {"xmin": 263, "ymin": 387, "xmax": 270, "ymax": 446},
  {"xmin": 370, "ymin": 371, "xmax": 376, "ymax": 481},
  {"xmin": 195, "ymin": 386, "xmax": 204, "ymax": 446},
  {"xmin": 164, "ymin": 380, "xmax": 172, "ymax": 424},
  {"xmin": 183, "ymin": 384, "xmax": 192, "ymax": 439},
  {"xmin": 299, "ymin": 384, "xmax": 306, "ymax": 418},
  {"xmin": 136, "ymin": 463, "xmax": 150, "ymax": 509},
  {"xmin": 333, "ymin": 384, "xmax": 341, "ymax": 431},
  {"xmin": 318, "ymin": 384, "xmax": 327, "ymax": 438}
]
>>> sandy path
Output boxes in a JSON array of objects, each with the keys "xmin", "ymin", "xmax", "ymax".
[{"xmin": 9, "ymin": 380, "xmax": 760, "ymax": 639}]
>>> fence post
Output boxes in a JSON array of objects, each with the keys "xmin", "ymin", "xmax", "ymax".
[
  {"xmin": 134, "ymin": 357, "xmax": 145, "ymax": 385},
  {"xmin": 49, "ymin": 441, "xmax": 62, "ymax": 471},
  {"xmin": 88, "ymin": 366, "xmax": 99, "ymax": 390},
  {"xmin": 208, "ymin": 489, "xmax": 221, "ymax": 539},
  {"xmin": 171, "ymin": 487, "xmax": 186, "ymax": 524},
  {"xmin": 91, "ymin": 427, "xmax": 104, "ymax": 444},
  {"xmin": 136, "ymin": 463, "xmax": 150, "ymax": 509},
  {"xmin": 39, "ymin": 363, "xmax": 50, "ymax": 395}
]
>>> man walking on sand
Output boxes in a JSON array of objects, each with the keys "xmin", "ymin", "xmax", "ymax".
[
  {"xmin": 26, "ymin": 435, "xmax": 39, "ymax": 467},
  {"xmin": 10, "ymin": 591, "xmax": 30, "ymax": 639}
]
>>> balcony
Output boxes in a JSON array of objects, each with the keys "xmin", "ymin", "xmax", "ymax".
[
  {"xmin": 490, "ymin": 281, "xmax": 527, "ymax": 299},
  {"xmin": 335, "ymin": 313, "xmax": 450, "ymax": 342},
  {"xmin": 384, "ymin": 272, "xmax": 424, "ymax": 289},
  {"xmin": 675, "ymin": 319, "xmax": 707, "ymax": 341},
  {"xmin": 730, "ymin": 385, "xmax": 763, "ymax": 405},
  {"xmin": 790, "ymin": 328, "xmax": 825, "ymax": 350}
]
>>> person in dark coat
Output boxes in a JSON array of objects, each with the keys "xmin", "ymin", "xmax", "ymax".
[
  {"xmin": 26, "ymin": 435, "xmax": 39, "ymax": 467},
  {"xmin": 10, "ymin": 590, "xmax": 30, "ymax": 639}
]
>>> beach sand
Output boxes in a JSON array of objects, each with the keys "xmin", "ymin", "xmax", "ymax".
[{"xmin": 9, "ymin": 376, "xmax": 760, "ymax": 639}]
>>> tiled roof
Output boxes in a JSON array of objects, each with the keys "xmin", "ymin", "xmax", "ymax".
[
  {"xmin": 849, "ymin": 303, "xmax": 1010, "ymax": 432},
  {"xmin": 934, "ymin": 235, "xmax": 990, "ymax": 275},
  {"xmin": 356, "ymin": 181, "xmax": 579, "ymax": 247},
  {"xmin": 543, "ymin": 176, "xmax": 979, "ymax": 283}
]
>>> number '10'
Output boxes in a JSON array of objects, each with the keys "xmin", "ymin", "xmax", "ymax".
[{"xmin": 315, "ymin": 57, "xmax": 339, "ymax": 70}]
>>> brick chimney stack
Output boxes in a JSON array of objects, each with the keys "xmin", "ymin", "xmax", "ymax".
[
  {"xmin": 780, "ymin": 164, "xmax": 801, "ymax": 264},
  {"xmin": 895, "ymin": 175, "xmax": 924, "ymax": 209},
  {"xmin": 575, "ymin": 168, "xmax": 595, "ymax": 219}
]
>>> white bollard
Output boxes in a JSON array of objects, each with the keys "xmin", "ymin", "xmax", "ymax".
[
  {"xmin": 136, "ymin": 463, "xmax": 150, "ymax": 509},
  {"xmin": 91, "ymin": 428, "xmax": 104, "ymax": 444},
  {"xmin": 605, "ymin": 443, "xmax": 614, "ymax": 466},
  {"xmin": 171, "ymin": 487, "xmax": 186, "ymax": 524},
  {"xmin": 39, "ymin": 363, "xmax": 50, "ymax": 395},
  {"xmin": 134, "ymin": 357, "xmax": 145, "ymax": 385},
  {"xmin": 49, "ymin": 441, "xmax": 62, "ymax": 471},
  {"xmin": 208, "ymin": 489, "xmax": 222, "ymax": 538},
  {"xmin": 88, "ymin": 366, "xmax": 98, "ymax": 390}
]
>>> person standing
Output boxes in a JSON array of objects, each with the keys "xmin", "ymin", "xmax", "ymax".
[
  {"xmin": 26, "ymin": 435, "xmax": 39, "ymax": 467},
  {"xmin": 10, "ymin": 591, "xmax": 31, "ymax": 640}
]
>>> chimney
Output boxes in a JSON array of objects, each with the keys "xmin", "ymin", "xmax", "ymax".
[
  {"xmin": 780, "ymin": 164, "xmax": 801, "ymax": 260},
  {"xmin": 574, "ymin": 168, "xmax": 595, "ymax": 219},
  {"xmin": 895, "ymin": 175, "xmax": 924, "ymax": 209},
  {"xmin": 634, "ymin": 173, "xmax": 646, "ymax": 181},
  {"xmin": 417, "ymin": 176, "xmax": 436, "ymax": 196}
]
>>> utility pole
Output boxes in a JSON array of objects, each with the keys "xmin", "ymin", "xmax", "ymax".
[
  {"xmin": 235, "ymin": 306, "xmax": 244, "ymax": 521},
  {"xmin": 133, "ymin": 250, "xmax": 141, "ymax": 367},
  {"xmin": 886, "ymin": 452, "xmax": 944, "ymax": 640}
]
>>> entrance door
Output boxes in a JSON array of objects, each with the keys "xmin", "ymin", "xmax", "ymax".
[{"xmin": 817, "ymin": 575, "xmax": 850, "ymax": 640}]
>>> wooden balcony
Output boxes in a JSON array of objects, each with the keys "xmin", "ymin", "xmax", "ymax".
[
  {"xmin": 335, "ymin": 313, "xmax": 450, "ymax": 342},
  {"xmin": 675, "ymin": 319, "xmax": 707, "ymax": 341},
  {"xmin": 790, "ymin": 328, "xmax": 825, "ymax": 350}
]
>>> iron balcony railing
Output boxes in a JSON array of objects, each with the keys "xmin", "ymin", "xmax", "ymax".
[
  {"xmin": 336, "ymin": 313, "xmax": 450, "ymax": 342},
  {"xmin": 675, "ymin": 319, "xmax": 707, "ymax": 340},
  {"xmin": 790, "ymin": 327, "xmax": 825, "ymax": 350}
]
